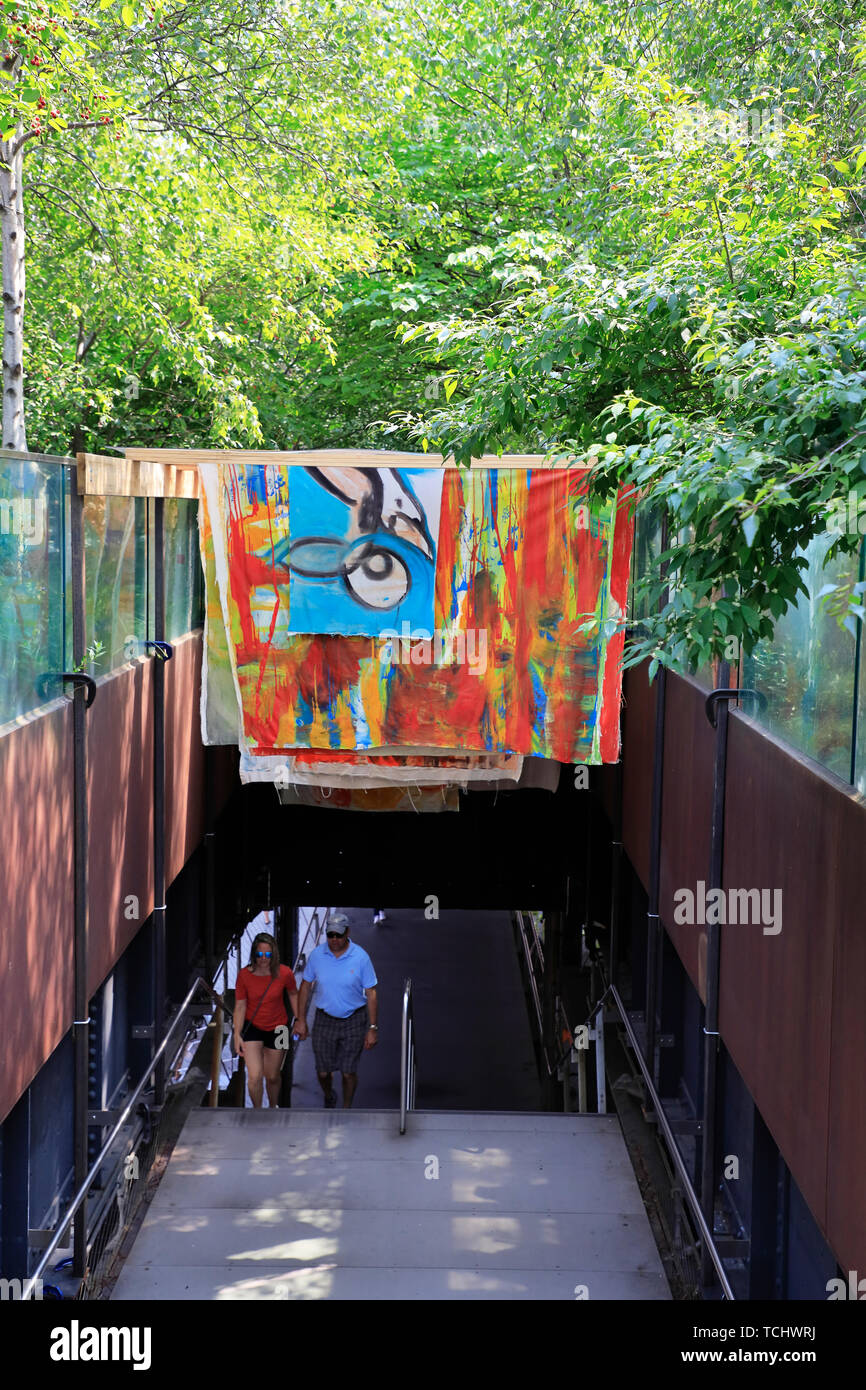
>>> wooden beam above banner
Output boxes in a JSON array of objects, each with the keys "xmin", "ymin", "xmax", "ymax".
[
  {"xmin": 120, "ymin": 447, "xmax": 585, "ymax": 470},
  {"xmin": 78, "ymin": 446, "xmax": 589, "ymax": 496},
  {"xmin": 77, "ymin": 452, "xmax": 200, "ymax": 498}
]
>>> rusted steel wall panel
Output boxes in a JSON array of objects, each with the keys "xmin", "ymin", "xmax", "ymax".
[
  {"xmin": 164, "ymin": 634, "xmax": 207, "ymax": 886},
  {"xmin": 620, "ymin": 664, "xmax": 656, "ymax": 891},
  {"xmin": 721, "ymin": 712, "xmax": 865, "ymax": 1270},
  {"xmin": 826, "ymin": 799, "xmax": 866, "ymax": 1274},
  {"xmin": 658, "ymin": 675, "xmax": 715, "ymax": 999},
  {"xmin": 86, "ymin": 660, "xmax": 155, "ymax": 998},
  {"xmin": 1, "ymin": 633, "xmax": 234, "ymax": 1122},
  {"xmin": 0, "ymin": 704, "xmax": 74, "ymax": 1123}
]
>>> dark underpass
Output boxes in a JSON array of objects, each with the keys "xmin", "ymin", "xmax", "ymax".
[{"xmin": 288, "ymin": 907, "xmax": 543, "ymax": 1112}]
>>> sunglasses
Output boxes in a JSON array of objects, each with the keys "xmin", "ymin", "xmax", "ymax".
[
  {"xmin": 255, "ymin": 949, "xmax": 273, "ymax": 957},
  {"xmin": 326, "ymin": 931, "xmax": 345, "ymax": 939}
]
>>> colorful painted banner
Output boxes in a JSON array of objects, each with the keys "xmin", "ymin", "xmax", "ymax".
[{"xmin": 199, "ymin": 462, "xmax": 633, "ymax": 764}]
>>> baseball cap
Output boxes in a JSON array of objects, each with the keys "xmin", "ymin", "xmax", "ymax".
[{"xmin": 325, "ymin": 912, "xmax": 349, "ymax": 934}]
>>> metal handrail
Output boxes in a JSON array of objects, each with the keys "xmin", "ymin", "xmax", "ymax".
[
  {"xmin": 399, "ymin": 978, "xmax": 416, "ymax": 1135},
  {"xmin": 581, "ymin": 983, "xmax": 735, "ymax": 1301},
  {"xmin": 294, "ymin": 906, "xmax": 327, "ymax": 973},
  {"xmin": 21, "ymin": 973, "xmax": 216, "ymax": 1300},
  {"xmin": 514, "ymin": 910, "xmax": 574, "ymax": 1075},
  {"xmin": 515, "ymin": 910, "xmax": 545, "ymax": 1054}
]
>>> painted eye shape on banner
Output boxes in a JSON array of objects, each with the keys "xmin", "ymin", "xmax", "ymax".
[
  {"xmin": 285, "ymin": 537, "xmax": 345, "ymax": 578},
  {"xmin": 342, "ymin": 539, "xmax": 411, "ymax": 611},
  {"xmin": 285, "ymin": 535, "xmax": 411, "ymax": 612}
]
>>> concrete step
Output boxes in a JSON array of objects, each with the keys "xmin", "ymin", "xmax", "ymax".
[
  {"xmin": 111, "ymin": 1108, "xmax": 671, "ymax": 1301},
  {"xmin": 112, "ymin": 1266, "xmax": 671, "ymax": 1301}
]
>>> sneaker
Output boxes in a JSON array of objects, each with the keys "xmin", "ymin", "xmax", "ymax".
[
  {"xmin": 324, "ymin": 1090, "xmax": 337, "ymax": 1108},
  {"xmin": 373, "ymin": 910, "xmax": 386, "ymax": 924}
]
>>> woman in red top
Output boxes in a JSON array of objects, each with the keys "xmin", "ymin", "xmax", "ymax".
[{"xmin": 234, "ymin": 932, "xmax": 299, "ymax": 1108}]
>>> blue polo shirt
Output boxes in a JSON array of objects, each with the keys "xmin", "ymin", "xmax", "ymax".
[{"xmin": 301, "ymin": 940, "xmax": 377, "ymax": 1018}]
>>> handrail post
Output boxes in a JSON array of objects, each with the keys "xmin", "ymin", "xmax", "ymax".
[
  {"xmin": 153, "ymin": 496, "xmax": 167, "ymax": 1108},
  {"xmin": 400, "ymin": 978, "xmax": 415, "ymax": 1135},
  {"xmin": 209, "ymin": 998, "xmax": 223, "ymax": 1107},
  {"xmin": 594, "ymin": 1000, "xmax": 607, "ymax": 1114},
  {"xmin": 577, "ymin": 1045, "xmax": 587, "ymax": 1113},
  {"xmin": 645, "ymin": 510, "xmax": 670, "ymax": 1086},
  {"xmin": 70, "ymin": 471, "xmax": 90, "ymax": 1279},
  {"xmin": 700, "ymin": 659, "xmax": 731, "ymax": 1287}
]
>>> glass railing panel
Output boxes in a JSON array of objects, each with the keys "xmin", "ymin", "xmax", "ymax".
[
  {"xmin": 164, "ymin": 498, "xmax": 202, "ymax": 640},
  {"xmin": 83, "ymin": 494, "xmax": 149, "ymax": 673},
  {"xmin": 0, "ymin": 455, "xmax": 69, "ymax": 722},
  {"xmin": 851, "ymin": 542, "xmax": 866, "ymax": 796},
  {"xmin": 743, "ymin": 531, "xmax": 859, "ymax": 783},
  {"xmin": 630, "ymin": 502, "xmax": 663, "ymax": 625}
]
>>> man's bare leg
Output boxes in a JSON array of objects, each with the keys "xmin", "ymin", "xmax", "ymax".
[
  {"xmin": 317, "ymin": 1070, "xmax": 336, "ymax": 1102},
  {"xmin": 342, "ymin": 1072, "xmax": 358, "ymax": 1108}
]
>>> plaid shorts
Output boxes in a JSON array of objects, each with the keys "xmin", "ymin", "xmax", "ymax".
[{"xmin": 312, "ymin": 1005, "xmax": 368, "ymax": 1074}]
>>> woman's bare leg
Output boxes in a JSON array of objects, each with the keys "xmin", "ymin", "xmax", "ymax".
[
  {"xmin": 263, "ymin": 1047, "xmax": 282, "ymax": 1107},
  {"xmin": 244, "ymin": 1040, "xmax": 264, "ymax": 1107}
]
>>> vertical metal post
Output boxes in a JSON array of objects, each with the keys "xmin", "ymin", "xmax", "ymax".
[
  {"xmin": 153, "ymin": 498, "xmax": 166, "ymax": 1106},
  {"xmin": 70, "ymin": 476, "xmax": 90, "ymax": 1277},
  {"xmin": 645, "ymin": 664, "xmax": 666, "ymax": 1082},
  {"xmin": 700, "ymin": 659, "xmax": 730, "ymax": 1286},
  {"xmin": 850, "ymin": 537, "xmax": 865, "ymax": 787},
  {"xmin": 542, "ymin": 910, "xmax": 562, "ymax": 1109},
  {"xmin": 204, "ymin": 828, "xmax": 216, "ymax": 983},
  {"xmin": 583, "ymin": 818, "xmax": 592, "ymax": 962},
  {"xmin": 209, "ymin": 1000, "xmax": 223, "ymax": 1108},
  {"xmin": 594, "ymin": 1004, "xmax": 607, "ymax": 1114},
  {"xmin": 204, "ymin": 738, "xmax": 216, "ymax": 984},
  {"xmin": 645, "ymin": 513, "xmax": 669, "ymax": 1086},
  {"xmin": 609, "ymin": 756, "xmax": 624, "ymax": 991}
]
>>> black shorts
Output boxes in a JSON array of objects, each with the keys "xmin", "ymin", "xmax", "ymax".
[{"xmin": 241, "ymin": 1021, "xmax": 284, "ymax": 1049}]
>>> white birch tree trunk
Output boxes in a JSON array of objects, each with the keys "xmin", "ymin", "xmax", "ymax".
[{"xmin": 0, "ymin": 136, "xmax": 26, "ymax": 451}]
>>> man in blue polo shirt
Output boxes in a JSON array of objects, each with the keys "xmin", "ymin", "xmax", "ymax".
[{"xmin": 295, "ymin": 912, "xmax": 378, "ymax": 1108}]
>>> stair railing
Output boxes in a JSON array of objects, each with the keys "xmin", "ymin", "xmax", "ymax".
[{"xmin": 400, "ymin": 977, "xmax": 417, "ymax": 1134}]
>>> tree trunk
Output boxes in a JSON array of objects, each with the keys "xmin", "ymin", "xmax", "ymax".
[{"xmin": 0, "ymin": 137, "xmax": 26, "ymax": 451}]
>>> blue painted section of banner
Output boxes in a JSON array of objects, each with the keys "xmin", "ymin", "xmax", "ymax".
[{"xmin": 285, "ymin": 467, "xmax": 441, "ymax": 637}]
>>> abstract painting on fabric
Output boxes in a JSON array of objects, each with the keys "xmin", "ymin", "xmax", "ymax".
[
  {"xmin": 283, "ymin": 465, "xmax": 443, "ymax": 637},
  {"xmin": 199, "ymin": 461, "xmax": 633, "ymax": 766}
]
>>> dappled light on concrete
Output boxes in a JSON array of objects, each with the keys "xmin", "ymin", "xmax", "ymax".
[{"xmin": 111, "ymin": 1109, "xmax": 670, "ymax": 1300}]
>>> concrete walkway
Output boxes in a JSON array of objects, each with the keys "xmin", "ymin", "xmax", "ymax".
[
  {"xmin": 111, "ymin": 1109, "xmax": 670, "ymax": 1300},
  {"xmin": 290, "ymin": 907, "xmax": 542, "ymax": 1112}
]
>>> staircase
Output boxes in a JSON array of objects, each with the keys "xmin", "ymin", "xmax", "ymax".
[{"xmin": 111, "ymin": 1108, "xmax": 670, "ymax": 1300}]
